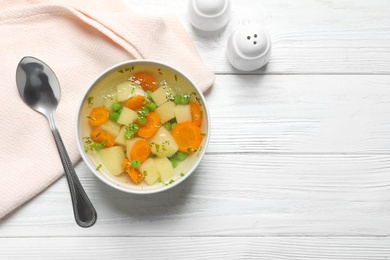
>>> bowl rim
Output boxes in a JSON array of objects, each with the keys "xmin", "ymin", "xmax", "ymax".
[{"xmin": 75, "ymin": 59, "xmax": 211, "ymax": 194}]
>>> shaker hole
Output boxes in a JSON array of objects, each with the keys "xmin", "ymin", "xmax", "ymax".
[
  {"xmin": 254, "ymin": 34, "xmax": 258, "ymax": 38},
  {"xmin": 253, "ymin": 41, "xmax": 257, "ymax": 45},
  {"xmin": 247, "ymin": 36, "xmax": 251, "ymax": 40}
]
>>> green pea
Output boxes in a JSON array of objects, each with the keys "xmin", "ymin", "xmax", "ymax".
[
  {"xmin": 127, "ymin": 123, "xmax": 138, "ymax": 132},
  {"xmin": 176, "ymin": 151, "xmax": 187, "ymax": 161},
  {"xmin": 109, "ymin": 112, "xmax": 120, "ymax": 122},
  {"xmin": 131, "ymin": 159, "xmax": 141, "ymax": 168},
  {"xmin": 170, "ymin": 158, "xmax": 178, "ymax": 168},
  {"xmin": 93, "ymin": 143, "xmax": 104, "ymax": 151},
  {"xmin": 174, "ymin": 95, "xmax": 182, "ymax": 104},
  {"xmin": 112, "ymin": 102, "xmax": 121, "ymax": 111},
  {"xmin": 138, "ymin": 107, "xmax": 149, "ymax": 117},
  {"xmin": 163, "ymin": 122, "xmax": 172, "ymax": 131},
  {"xmin": 174, "ymin": 94, "xmax": 190, "ymax": 105},
  {"xmin": 147, "ymin": 102, "xmax": 157, "ymax": 111},
  {"xmin": 146, "ymin": 91, "xmax": 153, "ymax": 100},
  {"xmin": 138, "ymin": 116, "xmax": 147, "ymax": 126}
]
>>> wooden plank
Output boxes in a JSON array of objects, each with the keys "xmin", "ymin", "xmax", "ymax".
[
  {"xmin": 207, "ymin": 75, "xmax": 390, "ymax": 153},
  {"xmin": 1, "ymin": 153, "xmax": 390, "ymax": 237},
  {"xmin": 0, "ymin": 237, "xmax": 389, "ymax": 259},
  {"xmin": 123, "ymin": 0, "xmax": 390, "ymax": 74}
]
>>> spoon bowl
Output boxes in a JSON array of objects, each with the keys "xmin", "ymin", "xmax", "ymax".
[{"xmin": 16, "ymin": 56, "xmax": 97, "ymax": 228}]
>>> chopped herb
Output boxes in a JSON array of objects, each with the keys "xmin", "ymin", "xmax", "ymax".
[
  {"xmin": 138, "ymin": 107, "xmax": 149, "ymax": 117},
  {"xmin": 174, "ymin": 74, "xmax": 178, "ymax": 81},
  {"xmin": 155, "ymin": 143, "xmax": 160, "ymax": 153},
  {"xmin": 143, "ymin": 170, "xmax": 148, "ymax": 177},
  {"xmin": 158, "ymin": 178, "xmax": 175, "ymax": 186},
  {"xmin": 180, "ymin": 172, "xmax": 185, "ymax": 177},
  {"xmin": 201, "ymin": 133, "xmax": 206, "ymax": 137},
  {"xmin": 118, "ymin": 69, "xmax": 124, "ymax": 73},
  {"xmin": 83, "ymin": 137, "xmax": 103, "ymax": 152},
  {"xmin": 124, "ymin": 123, "xmax": 139, "ymax": 139},
  {"xmin": 96, "ymin": 164, "xmax": 102, "ymax": 171},
  {"xmin": 87, "ymin": 116, "xmax": 96, "ymax": 121},
  {"xmin": 87, "ymin": 96, "xmax": 94, "ymax": 105},
  {"xmin": 103, "ymin": 94, "xmax": 114, "ymax": 100}
]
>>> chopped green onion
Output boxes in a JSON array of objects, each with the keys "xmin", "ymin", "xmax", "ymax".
[{"xmin": 124, "ymin": 123, "xmax": 139, "ymax": 139}]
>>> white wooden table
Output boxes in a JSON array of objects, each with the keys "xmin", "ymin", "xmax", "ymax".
[{"xmin": 2, "ymin": 0, "xmax": 390, "ymax": 259}]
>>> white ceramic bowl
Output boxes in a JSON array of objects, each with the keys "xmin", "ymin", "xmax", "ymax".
[
  {"xmin": 188, "ymin": 0, "xmax": 231, "ymax": 31},
  {"xmin": 76, "ymin": 60, "xmax": 210, "ymax": 194}
]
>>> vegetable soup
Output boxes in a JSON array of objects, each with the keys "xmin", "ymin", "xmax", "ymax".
[{"xmin": 78, "ymin": 62, "xmax": 208, "ymax": 191}]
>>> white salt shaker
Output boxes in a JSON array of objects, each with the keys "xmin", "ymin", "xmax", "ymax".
[
  {"xmin": 227, "ymin": 25, "xmax": 272, "ymax": 71},
  {"xmin": 188, "ymin": 0, "xmax": 231, "ymax": 31}
]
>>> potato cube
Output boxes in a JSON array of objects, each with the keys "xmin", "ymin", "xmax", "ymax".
[
  {"xmin": 155, "ymin": 101, "xmax": 175, "ymax": 124},
  {"xmin": 114, "ymin": 126, "xmax": 127, "ymax": 146},
  {"xmin": 100, "ymin": 120, "xmax": 121, "ymax": 138},
  {"xmin": 139, "ymin": 158, "xmax": 160, "ymax": 185},
  {"xmin": 103, "ymin": 95, "xmax": 117, "ymax": 110},
  {"xmin": 117, "ymin": 107, "xmax": 138, "ymax": 125},
  {"xmin": 116, "ymin": 81, "xmax": 145, "ymax": 102},
  {"xmin": 174, "ymin": 104, "xmax": 191, "ymax": 123},
  {"xmin": 151, "ymin": 86, "xmax": 176, "ymax": 106},
  {"xmin": 98, "ymin": 146, "xmax": 126, "ymax": 176},
  {"xmin": 149, "ymin": 127, "xmax": 178, "ymax": 157},
  {"xmin": 154, "ymin": 157, "xmax": 174, "ymax": 182},
  {"xmin": 116, "ymin": 81, "xmax": 135, "ymax": 102}
]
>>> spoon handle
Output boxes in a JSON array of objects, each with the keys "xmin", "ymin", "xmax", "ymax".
[{"xmin": 50, "ymin": 127, "xmax": 97, "ymax": 228}]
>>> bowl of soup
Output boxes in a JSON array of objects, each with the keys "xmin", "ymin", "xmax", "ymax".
[{"xmin": 76, "ymin": 60, "xmax": 210, "ymax": 194}]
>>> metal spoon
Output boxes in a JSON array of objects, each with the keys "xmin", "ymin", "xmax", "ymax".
[{"xmin": 16, "ymin": 56, "xmax": 97, "ymax": 228}]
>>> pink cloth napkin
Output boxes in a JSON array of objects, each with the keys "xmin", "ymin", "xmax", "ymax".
[{"xmin": 0, "ymin": 0, "xmax": 214, "ymax": 219}]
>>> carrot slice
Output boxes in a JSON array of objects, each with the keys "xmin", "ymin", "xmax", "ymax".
[
  {"xmin": 137, "ymin": 112, "xmax": 161, "ymax": 138},
  {"xmin": 90, "ymin": 128, "xmax": 115, "ymax": 148},
  {"xmin": 133, "ymin": 72, "xmax": 158, "ymax": 92},
  {"xmin": 88, "ymin": 106, "xmax": 109, "ymax": 127},
  {"xmin": 171, "ymin": 121, "xmax": 202, "ymax": 153},
  {"xmin": 190, "ymin": 101, "xmax": 202, "ymax": 126},
  {"xmin": 122, "ymin": 159, "xmax": 143, "ymax": 184},
  {"xmin": 125, "ymin": 95, "xmax": 146, "ymax": 110},
  {"xmin": 130, "ymin": 139, "xmax": 151, "ymax": 163}
]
